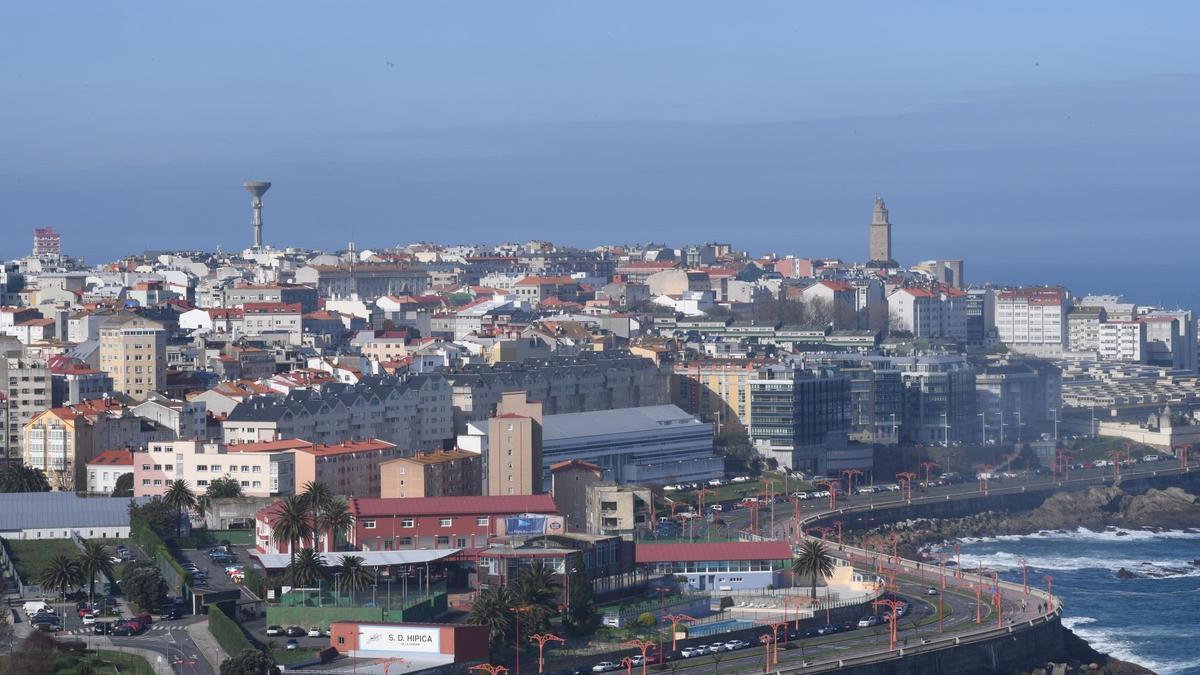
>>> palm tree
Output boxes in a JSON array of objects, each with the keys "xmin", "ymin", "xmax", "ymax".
[
  {"xmin": 468, "ymin": 585, "xmax": 517, "ymax": 652},
  {"xmin": 77, "ymin": 541, "xmax": 114, "ymax": 606},
  {"xmin": 286, "ymin": 548, "xmax": 327, "ymax": 587},
  {"xmin": 0, "ymin": 464, "xmax": 51, "ymax": 493},
  {"xmin": 300, "ymin": 481, "xmax": 333, "ymax": 549},
  {"xmin": 514, "ymin": 562, "xmax": 562, "ymax": 631},
  {"xmin": 40, "ymin": 554, "xmax": 83, "ymax": 600},
  {"xmin": 792, "ymin": 539, "xmax": 836, "ymax": 600},
  {"xmin": 316, "ymin": 498, "xmax": 354, "ymax": 553},
  {"xmin": 270, "ymin": 495, "xmax": 313, "ymax": 574},
  {"xmin": 335, "ymin": 555, "xmax": 373, "ymax": 596},
  {"xmin": 162, "ymin": 480, "xmax": 197, "ymax": 538}
]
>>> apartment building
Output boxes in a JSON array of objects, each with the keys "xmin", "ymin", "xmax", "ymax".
[
  {"xmin": 1099, "ymin": 321, "xmax": 1147, "ymax": 363},
  {"xmin": 585, "ymin": 483, "xmax": 652, "ymax": 539},
  {"xmin": 0, "ymin": 345, "xmax": 50, "ymax": 461},
  {"xmin": 222, "ymin": 376, "xmax": 452, "ymax": 451},
  {"xmin": 887, "ymin": 287, "xmax": 968, "ymax": 339},
  {"xmin": 486, "ymin": 392, "xmax": 543, "ymax": 496},
  {"xmin": 379, "ymin": 448, "xmax": 482, "ymax": 499},
  {"xmin": 134, "ymin": 439, "xmax": 275, "ymax": 499},
  {"xmin": 671, "ymin": 358, "xmax": 766, "ymax": 434},
  {"xmin": 98, "ymin": 313, "xmax": 167, "ymax": 400},
  {"xmin": 85, "ymin": 449, "xmax": 133, "ymax": 495},
  {"xmin": 995, "ymin": 287, "xmax": 1071, "ymax": 351},
  {"xmin": 446, "ymin": 350, "xmax": 667, "ymax": 433}
]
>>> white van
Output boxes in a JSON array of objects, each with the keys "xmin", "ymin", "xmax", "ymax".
[{"xmin": 23, "ymin": 601, "xmax": 53, "ymax": 617}]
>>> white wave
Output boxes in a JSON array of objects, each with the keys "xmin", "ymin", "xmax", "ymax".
[
  {"xmin": 953, "ymin": 527, "xmax": 1200, "ymax": 545},
  {"xmin": 1071, "ymin": 623, "xmax": 1200, "ymax": 675},
  {"xmin": 1060, "ymin": 615, "xmax": 1096, "ymax": 630},
  {"xmin": 956, "ymin": 550, "xmax": 1200, "ymax": 578}
]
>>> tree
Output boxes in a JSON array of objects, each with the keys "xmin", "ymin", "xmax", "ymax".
[
  {"xmin": 0, "ymin": 464, "xmax": 51, "ymax": 493},
  {"xmin": 467, "ymin": 585, "xmax": 517, "ymax": 653},
  {"xmin": 39, "ymin": 554, "xmax": 83, "ymax": 599},
  {"xmin": 122, "ymin": 562, "xmax": 167, "ymax": 611},
  {"xmin": 335, "ymin": 555, "xmax": 373, "ymax": 595},
  {"xmin": 220, "ymin": 647, "xmax": 280, "ymax": 675},
  {"xmin": 162, "ymin": 480, "xmax": 197, "ymax": 538},
  {"xmin": 207, "ymin": 477, "xmax": 243, "ymax": 499},
  {"xmin": 77, "ymin": 541, "xmax": 114, "ymax": 606},
  {"xmin": 300, "ymin": 481, "xmax": 333, "ymax": 549},
  {"xmin": 316, "ymin": 498, "xmax": 354, "ymax": 553},
  {"xmin": 111, "ymin": 472, "xmax": 134, "ymax": 497},
  {"xmin": 792, "ymin": 540, "xmax": 835, "ymax": 600},
  {"xmin": 563, "ymin": 556, "xmax": 597, "ymax": 635},
  {"xmin": 270, "ymin": 495, "xmax": 313, "ymax": 574},
  {"xmin": 514, "ymin": 561, "xmax": 562, "ymax": 632},
  {"xmin": 129, "ymin": 499, "xmax": 176, "ymax": 538},
  {"xmin": 286, "ymin": 548, "xmax": 327, "ymax": 587}
]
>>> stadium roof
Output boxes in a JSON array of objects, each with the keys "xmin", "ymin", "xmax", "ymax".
[
  {"xmin": 542, "ymin": 405, "xmax": 702, "ymax": 442},
  {"xmin": 251, "ymin": 549, "xmax": 459, "ymax": 570}
]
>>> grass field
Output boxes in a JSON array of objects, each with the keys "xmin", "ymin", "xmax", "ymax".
[
  {"xmin": 4, "ymin": 538, "xmax": 131, "ymax": 585},
  {"xmin": 1065, "ymin": 436, "xmax": 1164, "ymax": 463},
  {"xmin": 87, "ymin": 649, "xmax": 155, "ymax": 675}
]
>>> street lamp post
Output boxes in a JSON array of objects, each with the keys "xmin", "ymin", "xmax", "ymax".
[
  {"xmin": 511, "ymin": 606, "xmax": 532, "ymax": 675},
  {"xmin": 660, "ymin": 614, "xmax": 694, "ymax": 652},
  {"xmin": 528, "ymin": 633, "xmax": 564, "ymax": 674},
  {"xmin": 1018, "ymin": 558, "xmax": 1029, "ymax": 596},
  {"xmin": 623, "ymin": 639, "xmax": 656, "ymax": 675},
  {"xmin": 1044, "ymin": 575, "xmax": 1054, "ymax": 612},
  {"xmin": 470, "ymin": 665, "xmax": 509, "ymax": 675},
  {"xmin": 758, "ymin": 632, "xmax": 776, "ymax": 673}
]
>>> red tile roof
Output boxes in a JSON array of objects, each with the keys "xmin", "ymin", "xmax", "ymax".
[
  {"xmin": 635, "ymin": 541, "xmax": 794, "ymax": 564},
  {"xmin": 228, "ymin": 439, "xmax": 315, "ymax": 453},
  {"xmin": 88, "ymin": 449, "xmax": 133, "ymax": 466},
  {"xmin": 350, "ymin": 494, "xmax": 558, "ymax": 518}
]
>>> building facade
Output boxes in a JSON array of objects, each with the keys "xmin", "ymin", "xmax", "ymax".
[{"xmin": 99, "ymin": 313, "xmax": 167, "ymax": 400}]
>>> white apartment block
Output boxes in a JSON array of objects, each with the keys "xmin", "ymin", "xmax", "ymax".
[
  {"xmin": 1098, "ymin": 321, "xmax": 1147, "ymax": 362},
  {"xmin": 995, "ymin": 287, "xmax": 1070, "ymax": 349},
  {"xmin": 887, "ymin": 287, "xmax": 967, "ymax": 339}
]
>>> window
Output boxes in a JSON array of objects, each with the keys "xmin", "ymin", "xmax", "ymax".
[
  {"xmin": 211, "ymin": 465, "xmax": 221, "ymax": 472},
  {"xmin": 197, "ymin": 465, "xmax": 208, "ymax": 472},
  {"xmin": 436, "ymin": 536, "xmax": 450, "ymax": 546},
  {"xmin": 252, "ymin": 481, "xmax": 261, "ymax": 488},
  {"xmin": 141, "ymin": 479, "xmax": 150, "ymax": 486},
  {"xmin": 401, "ymin": 518, "xmax": 414, "ymax": 528},
  {"xmin": 476, "ymin": 517, "xmax": 488, "ymax": 526},
  {"xmin": 439, "ymin": 518, "xmax": 452, "ymax": 527},
  {"xmin": 362, "ymin": 520, "xmax": 377, "ymax": 529},
  {"xmin": 197, "ymin": 480, "xmax": 208, "ymax": 486}
]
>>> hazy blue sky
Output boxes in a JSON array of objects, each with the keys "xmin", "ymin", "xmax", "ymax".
[{"xmin": 2, "ymin": 3, "xmax": 1199, "ymax": 305}]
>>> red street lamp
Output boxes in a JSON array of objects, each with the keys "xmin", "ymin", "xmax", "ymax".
[
  {"xmin": 470, "ymin": 665, "xmax": 510, "ymax": 675},
  {"xmin": 816, "ymin": 479, "xmax": 840, "ymax": 509},
  {"xmin": 1044, "ymin": 575, "xmax": 1054, "ymax": 612},
  {"xmin": 832, "ymin": 520, "xmax": 844, "ymax": 547},
  {"xmin": 528, "ymin": 633, "xmax": 564, "ymax": 674},
  {"xmin": 623, "ymin": 639, "xmax": 656, "ymax": 675},
  {"xmin": 1107, "ymin": 449, "xmax": 1126, "ymax": 480},
  {"xmin": 840, "ymin": 468, "xmax": 863, "ymax": 497},
  {"xmin": 974, "ymin": 584, "xmax": 982, "ymax": 624},
  {"xmin": 758, "ymin": 632, "xmax": 776, "ymax": 672},
  {"xmin": 877, "ymin": 599, "xmax": 904, "ymax": 651},
  {"xmin": 976, "ymin": 464, "xmax": 994, "ymax": 495},
  {"xmin": 620, "ymin": 657, "xmax": 633, "ymax": 675},
  {"xmin": 660, "ymin": 614, "xmax": 694, "ymax": 652},
  {"xmin": 757, "ymin": 619, "xmax": 788, "ymax": 648},
  {"xmin": 920, "ymin": 461, "xmax": 939, "ymax": 487},
  {"xmin": 896, "ymin": 472, "xmax": 916, "ymax": 501},
  {"xmin": 1018, "ymin": 557, "xmax": 1029, "ymax": 596},
  {"xmin": 1176, "ymin": 444, "xmax": 1191, "ymax": 471}
]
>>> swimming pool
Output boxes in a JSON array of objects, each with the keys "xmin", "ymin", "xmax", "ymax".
[{"xmin": 687, "ymin": 619, "xmax": 755, "ymax": 637}]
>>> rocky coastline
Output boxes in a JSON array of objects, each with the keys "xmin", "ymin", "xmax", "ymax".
[{"xmin": 849, "ymin": 485, "xmax": 1200, "ymax": 674}]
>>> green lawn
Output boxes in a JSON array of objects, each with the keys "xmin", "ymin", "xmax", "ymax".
[
  {"xmin": 4, "ymin": 539, "xmax": 80, "ymax": 582},
  {"xmin": 272, "ymin": 647, "xmax": 321, "ymax": 666},
  {"xmin": 661, "ymin": 471, "xmax": 813, "ymax": 509},
  {"xmin": 84, "ymin": 649, "xmax": 156, "ymax": 675},
  {"xmin": 1066, "ymin": 436, "xmax": 1164, "ymax": 463}
]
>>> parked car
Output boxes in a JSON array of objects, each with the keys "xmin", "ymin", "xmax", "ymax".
[
  {"xmin": 93, "ymin": 622, "xmax": 113, "ymax": 635},
  {"xmin": 266, "ymin": 625, "xmax": 284, "ymax": 636},
  {"xmin": 592, "ymin": 662, "xmax": 619, "ymax": 672},
  {"xmin": 285, "ymin": 626, "xmax": 306, "ymax": 637},
  {"xmin": 679, "ymin": 647, "xmax": 703, "ymax": 658},
  {"xmin": 285, "ymin": 639, "xmax": 300, "ymax": 651},
  {"xmin": 926, "ymin": 587, "xmax": 939, "ymax": 595},
  {"xmin": 857, "ymin": 616, "xmax": 879, "ymax": 628},
  {"xmin": 708, "ymin": 642, "xmax": 728, "ymax": 652},
  {"xmin": 816, "ymin": 624, "xmax": 839, "ymax": 636},
  {"xmin": 725, "ymin": 639, "xmax": 748, "ymax": 650},
  {"xmin": 308, "ymin": 626, "xmax": 323, "ymax": 637},
  {"xmin": 81, "ymin": 613, "xmax": 97, "ymax": 625}
]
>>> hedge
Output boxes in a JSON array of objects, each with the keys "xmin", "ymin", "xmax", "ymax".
[
  {"xmin": 129, "ymin": 516, "xmax": 192, "ymax": 588},
  {"xmin": 208, "ymin": 603, "xmax": 254, "ymax": 658}
]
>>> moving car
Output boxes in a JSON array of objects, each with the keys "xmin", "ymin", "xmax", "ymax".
[
  {"xmin": 926, "ymin": 587, "xmax": 939, "ymax": 595},
  {"xmin": 93, "ymin": 622, "xmax": 113, "ymax": 635},
  {"xmin": 81, "ymin": 613, "xmax": 97, "ymax": 625},
  {"xmin": 285, "ymin": 639, "xmax": 299, "ymax": 651}
]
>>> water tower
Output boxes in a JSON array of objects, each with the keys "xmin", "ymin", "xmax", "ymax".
[{"xmin": 242, "ymin": 181, "xmax": 272, "ymax": 248}]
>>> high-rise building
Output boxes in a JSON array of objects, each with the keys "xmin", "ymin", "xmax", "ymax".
[
  {"xmin": 486, "ymin": 391, "xmax": 543, "ymax": 496},
  {"xmin": 749, "ymin": 365, "xmax": 851, "ymax": 473},
  {"xmin": 33, "ymin": 227, "xmax": 62, "ymax": 258},
  {"xmin": 379, "ymin": 449, "xmax": 482, "ymax": 499},
  {"xmin": 0, "ymin": 338, "xmax": 49, "ymax": 461},
  {"xmin": 868, "ymin": 197, "xmax": 895, "ymax": 266},
  {"xmin": 995, "ymin": 287, "xmax": 1071, "ymax": 352},
  {"xmin": 99, "ymin": 313, "xmax": 167, "ymax": 401}
]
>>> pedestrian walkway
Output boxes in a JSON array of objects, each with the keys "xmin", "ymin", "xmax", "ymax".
[{"xmin": 186, "ymin": 619, "xmax": 228, "ymax": 673}]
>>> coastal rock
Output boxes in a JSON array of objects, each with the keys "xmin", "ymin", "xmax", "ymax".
[
  {"xmin": 1115, "ymin": 567, "xmax": 1138, "ymax": 579},
  {"xmin": 1117, "ymin": 487, "xmax": 1200, "ymax": 529}
]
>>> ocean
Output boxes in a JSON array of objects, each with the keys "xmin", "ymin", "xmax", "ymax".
[{"xmin": 956, "ymin": 528, "xmax": 1200, "ymax": 675}]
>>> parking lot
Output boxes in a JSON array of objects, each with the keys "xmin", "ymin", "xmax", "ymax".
[{"xmin": 175, "ymin": 544, "xmax": 251, "ymax": 594}]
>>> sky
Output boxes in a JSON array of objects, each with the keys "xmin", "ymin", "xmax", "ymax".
[{"xmin": 2, "ymin": 3, "xmax": 1199, "ymax": 306}]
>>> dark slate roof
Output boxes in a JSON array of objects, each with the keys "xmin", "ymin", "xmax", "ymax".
[{"xmin": 0, "ymin": 492, "xmax": 131, "ymax": 532}]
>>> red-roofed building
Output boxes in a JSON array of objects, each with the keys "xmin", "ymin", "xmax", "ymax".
[
  {"xmin": 513, "ymin": 276, "xmax": 580, "ymax": 305},
  {"xmin": 635, "ymin": 541, "xmax": 793, "ymax": 591},
  {"xmin": 256, "ymin": 494, "xmax": 559, "ymax": 554},
  {"xmin": 86, "ymin": 449, "xmax": 133, "ymax": 495},
  {"xmin": 995, "ymin": 286, "xmax": 1071, "ymax": 349}
]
